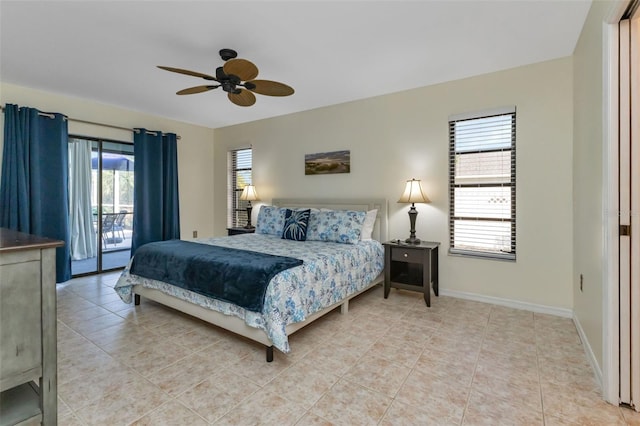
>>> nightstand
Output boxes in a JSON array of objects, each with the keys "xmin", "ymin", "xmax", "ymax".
[
  {"xmin": 383, "ymin": 240, "xmax": 439, "ymax": 307},
  {"xmin": 227, "ymin": 227, "xmax": 255, "ymax": 236}
]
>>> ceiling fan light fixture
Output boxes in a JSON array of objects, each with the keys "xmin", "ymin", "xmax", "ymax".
[
  {"xmin": 158, "ymin": 48, "xmax": 294, "ymax": 106},
  {"xmin": 221, "ymin": 81, "xmax": 235, "ymax": 93}
]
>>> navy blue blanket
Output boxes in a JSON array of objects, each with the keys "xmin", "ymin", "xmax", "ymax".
[{"xmin": 130, "ymin": 240, "xmax": 303, "ymax": 312}]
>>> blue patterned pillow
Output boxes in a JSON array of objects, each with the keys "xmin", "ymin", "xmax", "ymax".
[
  {"xmin": 282, "ymin": 209, "xmax": 311, "ymax": 241},
  {"xmin": 255, "ymin": 206, "xmax": 286, "ymax": 236},
  {"xmin": 306, "ymin": 209, "xmax": 366, "ymax": 244}
]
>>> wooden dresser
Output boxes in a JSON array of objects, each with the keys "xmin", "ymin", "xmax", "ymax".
[{"xmin": 0, "ymin": 228, "xmax": 63, "ymax": 425}]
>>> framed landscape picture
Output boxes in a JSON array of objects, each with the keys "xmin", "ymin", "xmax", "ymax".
[{"xmin": 305, "ymin": 150, "xmax": 350, "ymax": 175}]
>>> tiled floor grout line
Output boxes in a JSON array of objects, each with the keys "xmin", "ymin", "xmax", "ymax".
[
  {"xmin": 534, "ymin": 314, "xmax": 547, "ymax": 426},
  {"xmin": 459, "ymin": 306, "xmax": 489, "ymax": 426}
]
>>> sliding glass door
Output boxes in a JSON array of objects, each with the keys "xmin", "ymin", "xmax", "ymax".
[{"xmin": 69, "ymin": 137, "xmax": 134, "ymax": 276}]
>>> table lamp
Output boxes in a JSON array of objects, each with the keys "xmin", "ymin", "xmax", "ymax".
[
  {"xmin": 239, "ymin": 185, "xmax": 260, "ymax": 229},
  {"xmin": 398, "ymin": 178, "xmax": 430, "ymax": 244}
]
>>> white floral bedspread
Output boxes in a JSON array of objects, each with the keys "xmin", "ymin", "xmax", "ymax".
[{"xmin": 114, "ymin": 234, "xmax": 384, "ymax": 353}]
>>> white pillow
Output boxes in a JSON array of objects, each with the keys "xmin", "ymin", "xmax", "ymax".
[
  {"xmin": 284, "ymin": 207, "xmax": 320, "ymax": 213},
  {"xmin": 360, "ymin": 209, "xmax": 377, "ymax": 240}
]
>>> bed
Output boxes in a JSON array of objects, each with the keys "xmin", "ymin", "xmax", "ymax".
[{"xmin": 114, "ymin": 198, "xmax": 388, "ymax": 361}]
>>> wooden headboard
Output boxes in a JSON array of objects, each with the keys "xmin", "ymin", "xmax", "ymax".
[{"xmin": 271, "ymin": 198, "xmax": 388, "ymax": 243}]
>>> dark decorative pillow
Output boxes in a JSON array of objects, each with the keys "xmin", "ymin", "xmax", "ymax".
[{"xmin": 282, "ymin": 209, "xmax": 311, "ymax": 241}]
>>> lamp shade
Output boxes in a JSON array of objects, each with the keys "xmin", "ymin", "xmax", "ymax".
[
  {"xmin": 398, "ymin": 179, "xmax": 430, "ymax": 204},
  {"xmin": 240, "ymin": 185, "xmax": 260, "ymax": 201}
]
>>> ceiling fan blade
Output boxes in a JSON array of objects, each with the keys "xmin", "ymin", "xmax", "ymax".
[
  {"xmin": 176, "ymin": 85, "xmax": 219, "ymax": 95},
  {"xmin": 228, "ymin": 89, "xmax": 256, "ymax": 107},
  {"xmin": 157, "ymin": 66, "xmax": 217, "ymax": 81},
  {"xmin": 246, "ymin": 80, "xmax": 294, "ymax": 96},
  {"xmin": 223, "ymin": 59, "xmax": 259, "ymax": 81}
]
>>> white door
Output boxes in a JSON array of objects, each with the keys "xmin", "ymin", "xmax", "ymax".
[{"xmin": 619, "ymin": 7, "xmax": 640, "ymax": 410}]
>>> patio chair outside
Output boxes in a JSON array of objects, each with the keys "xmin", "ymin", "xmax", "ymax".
[
  {"xmin": 113, "ymin": 210, "xmax": 128, "ymax": 239},
  {"xmin": 101, "ymin": 213, "xmax": 122, "ymax": 248}
]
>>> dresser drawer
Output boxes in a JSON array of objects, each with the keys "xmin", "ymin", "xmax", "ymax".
[
  {"xmin": 391, "ymin": 247, "xmax": 423, "ymax": 263},
  {"xmin": 0, "ymin": 260, "xmax": 42, "ymax": 383}
]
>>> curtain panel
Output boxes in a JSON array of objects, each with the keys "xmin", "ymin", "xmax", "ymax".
[
  {"xmin": 68, "ymin": 138, "xmax": 97, "ymax": 260},
  {"xmin": 131, "ymin": 129, "xmax": 180, "ymax": 255},
  {"xmin": 0, "ymin": 104, "xmax": 71, "ymax": 282}
]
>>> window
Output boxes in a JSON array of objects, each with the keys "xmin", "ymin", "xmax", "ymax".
[
  {"xmin": 448, "ymin": 107, "xmax": 516, "ymax": 260},
  {"xmin": 227, "ymin": 148, "xmax": 253, "ymax": 228}
]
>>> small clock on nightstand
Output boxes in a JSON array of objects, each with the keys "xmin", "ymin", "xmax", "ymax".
[{"xmin": 227, "ymin": 227, "xmax": 256, "ymax": 236}]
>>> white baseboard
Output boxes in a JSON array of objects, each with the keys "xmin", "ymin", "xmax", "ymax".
[
  {"xmin": 439, "ymin": 289, "xmax": 573, "ymax": 318},
  {"xmin": 439, "ymin": 288, "xmax": 603, "ymax": 391},
  {"xmin": 573, "ymin": 313, "xmax": 604, "ymax": 390}
]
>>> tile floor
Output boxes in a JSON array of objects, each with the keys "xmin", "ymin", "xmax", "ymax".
[{"xmin": 55, "ymin": 272, "xmax": 640, "ymax": 425}]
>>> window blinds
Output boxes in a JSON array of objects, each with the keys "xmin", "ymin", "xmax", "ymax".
[
  {"xmin": 227, "ymin": 148, "xmax": 252, "ymax": 228},
  {"xmin": 448, "ymin": 108, "xmax": 516, "ymax": 260}
]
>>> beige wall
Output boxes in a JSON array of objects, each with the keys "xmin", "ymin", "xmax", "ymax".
[
  {"xmin": 214, "ymin": 58, "xmax": 575, "ymax": 310},
  {"xmin": 0, "ymin": 82, "xmax": 216, "ymax": 239},
  {"xmin": 572, "ymin": 0, "xmax": 613, "ymax": 373}
]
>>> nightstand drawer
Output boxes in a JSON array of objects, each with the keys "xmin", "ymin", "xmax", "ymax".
[
  {"xmin": 227, "ymin": 227, "xmax": 255, "ymax": 236},
  {"xmin": 391, "ymin": 247, "xmax": 422, "ymax": 263}
]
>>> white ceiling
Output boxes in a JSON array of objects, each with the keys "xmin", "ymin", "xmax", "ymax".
[{"xmin": 0, "ymin": 1, "xmax": 592, "ymax": 130}]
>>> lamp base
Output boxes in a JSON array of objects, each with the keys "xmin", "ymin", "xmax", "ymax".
[
  {"xmin": 245, "ymin": 204, "xmax": 253, "ymax": 229},
  {"xmin": 405, "ymin": 204, "xmax": 421, "ymax": 245},
  {"xmin": 405, "ymin": 236, "xmax": 421, "ymax": 245}
]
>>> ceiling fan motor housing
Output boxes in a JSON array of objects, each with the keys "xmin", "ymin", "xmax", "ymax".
[{"xmin": 216, "ymin": 66, "xmax": 243, "ymax": 93}]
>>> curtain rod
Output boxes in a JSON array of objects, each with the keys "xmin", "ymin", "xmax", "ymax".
[
  {"xmin": 71, "ymin": 117, "xmax": 182, "ymax": 140},
  {"xmin": 0, "ymin": 106, "xmax": 181, "ymax": 139}
]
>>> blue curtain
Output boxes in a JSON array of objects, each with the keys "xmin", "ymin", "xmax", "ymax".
[
  {"xmin": 131, "ymin": 129, "xmax": 180, "ymax": 255},
  {"xmin": 0, "ymin": 104, "xmax": 71, "ymax": 282}
]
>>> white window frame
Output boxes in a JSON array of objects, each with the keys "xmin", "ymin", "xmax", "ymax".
[{"xmin": 448, "ymin": 106, "xmax": 516, "ymax": 261}]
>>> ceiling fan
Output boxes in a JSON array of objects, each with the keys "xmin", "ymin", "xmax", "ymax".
[{"xmin": 158, "ymin": 48, "xmax": 294, "ymax": 107}]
